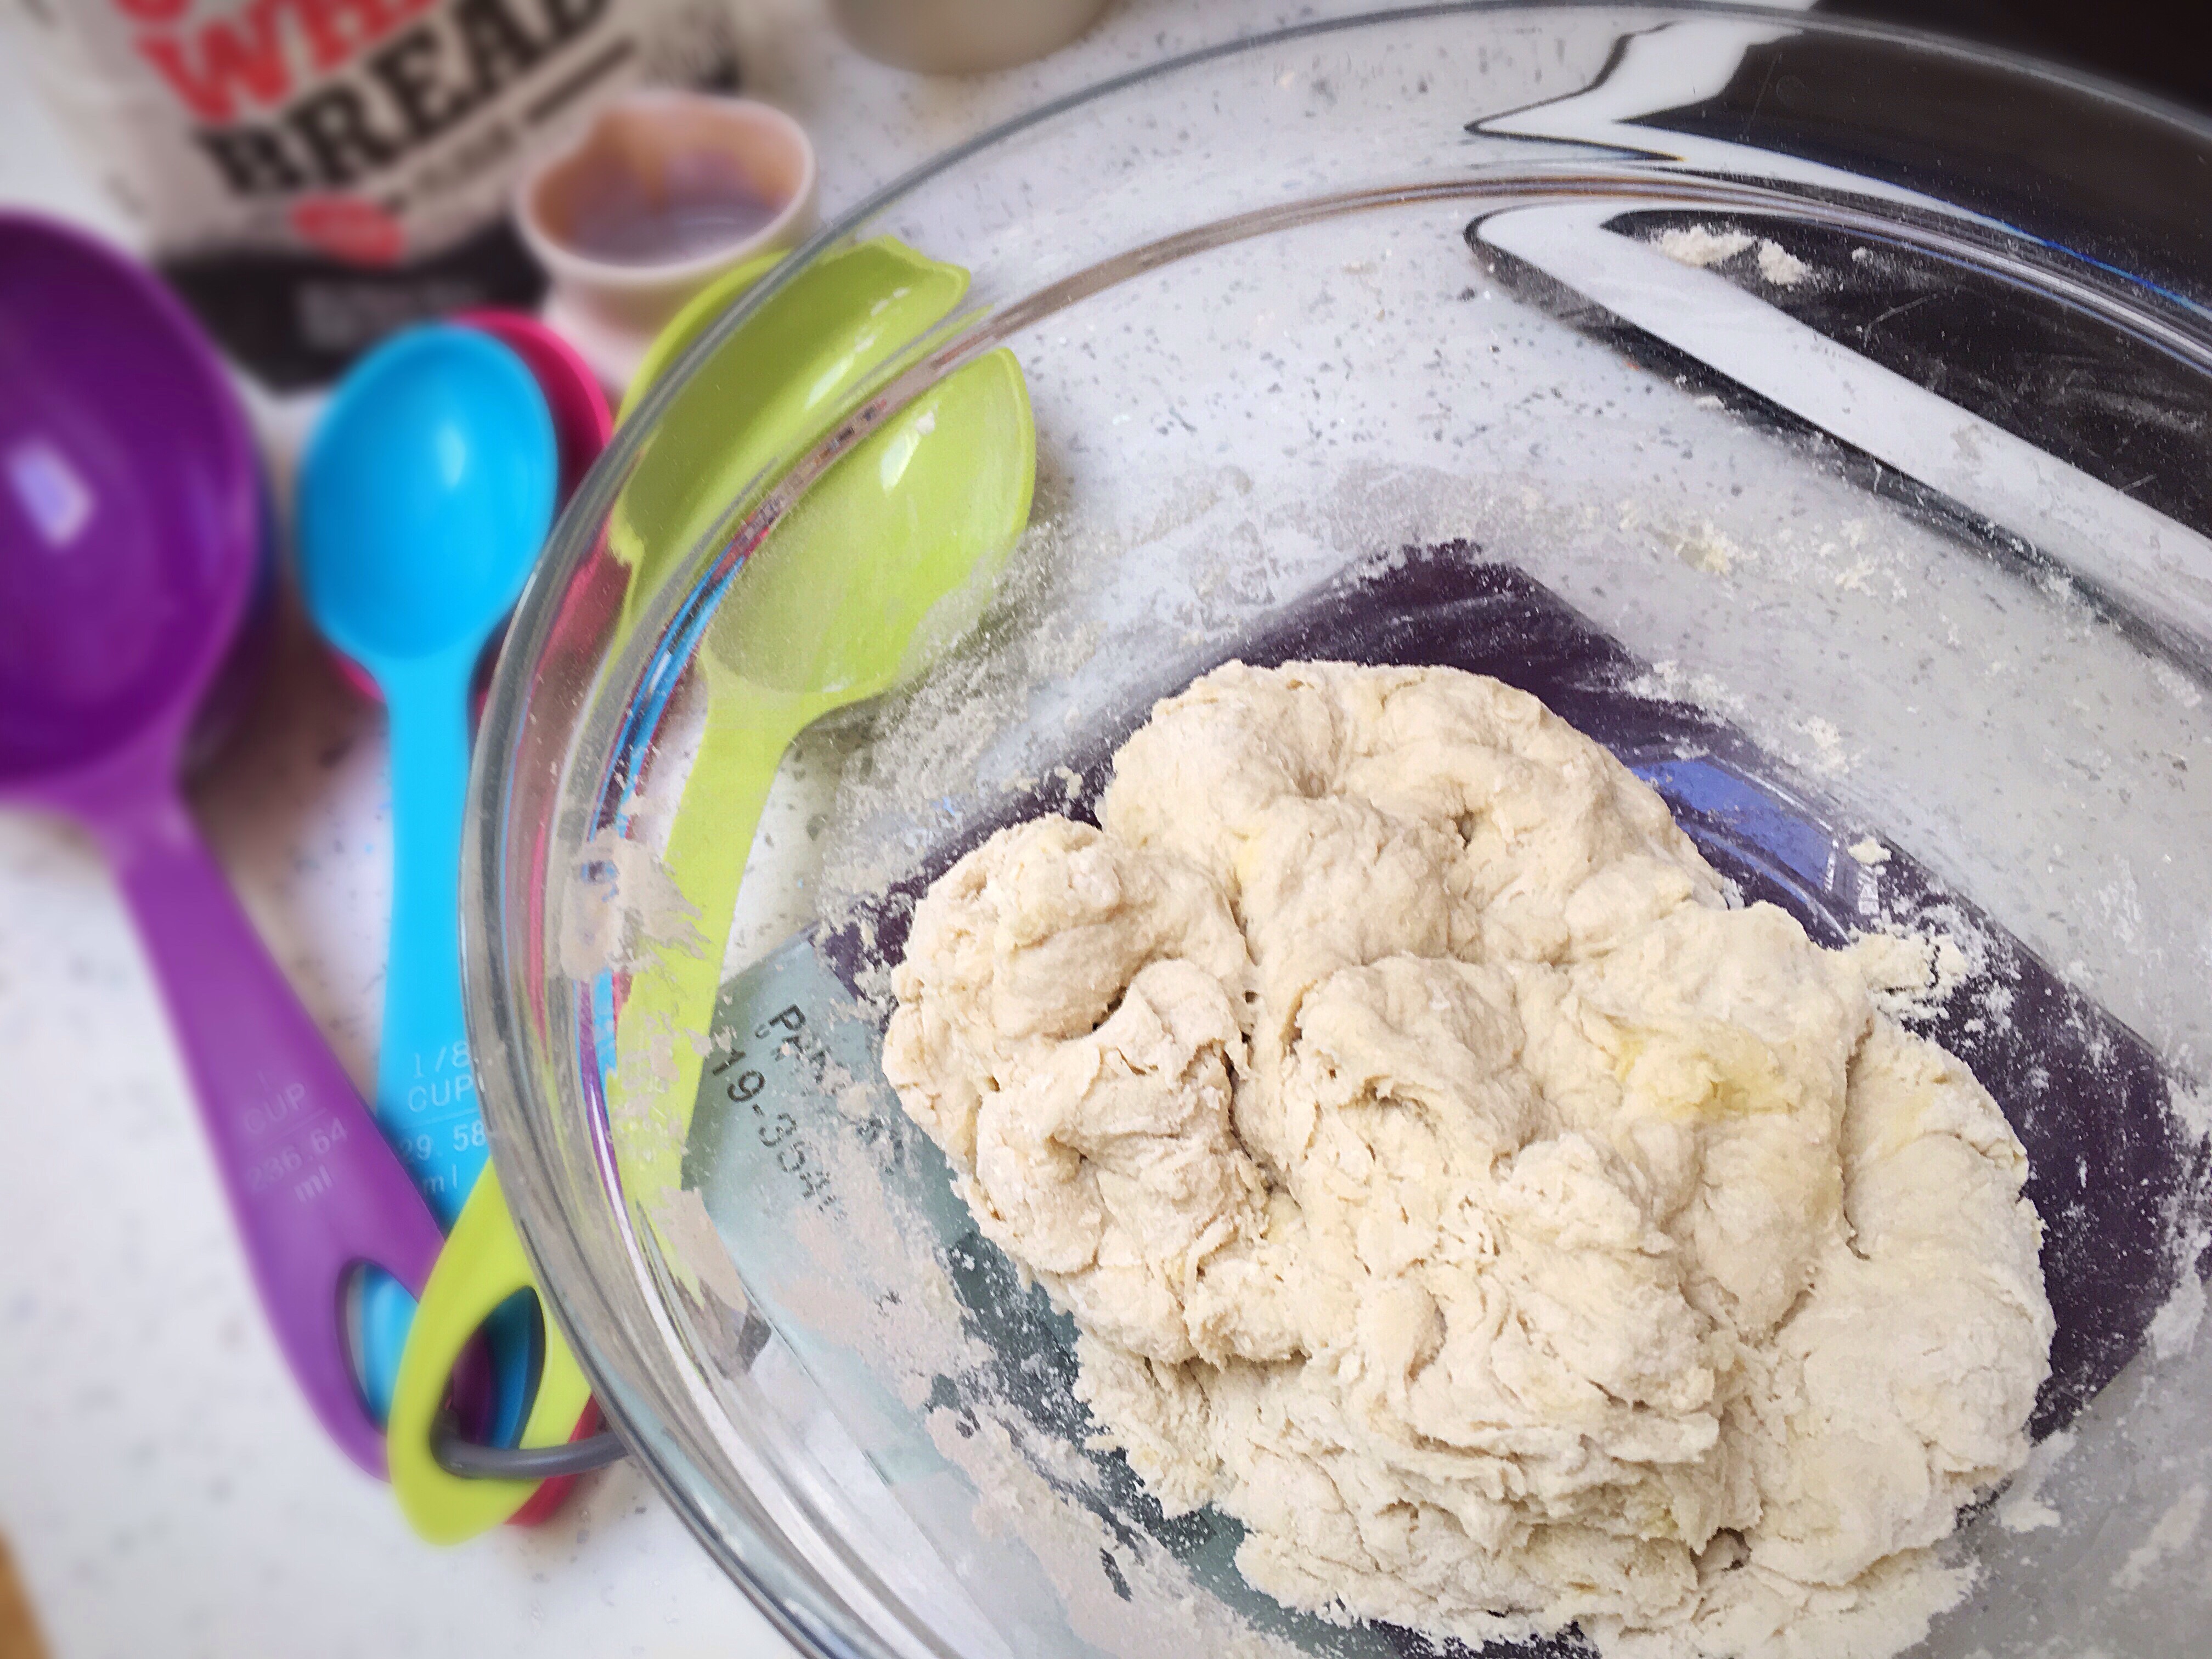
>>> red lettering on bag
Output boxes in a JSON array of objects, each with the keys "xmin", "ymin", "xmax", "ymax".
[
  {"xmin": 293, "ymin": 0, "xmax": 438, "ymax": 73},
  {"xmin": 133, "ymin": 1, "xmax": 294, "ymax": 122}
]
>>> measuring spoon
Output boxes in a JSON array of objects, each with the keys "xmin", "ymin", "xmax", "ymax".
[
  {"xmin": 591, "ymin": 235, "xmax": 974, "ymax": 1207},
  {"xmin": 0, "ymin": 212, "xmax": 445, "ymax": 1476},
  {"xmin": 296, "ymin": 326, "xmax": 556, "ymax": 1422},
  {"xmin": 617, "ymin": 343, "xmax": 1037, "ymax": 1184},
  {"xmin": 387, "ymin": 248, "xmax": 1034, "ymax": 1542}
]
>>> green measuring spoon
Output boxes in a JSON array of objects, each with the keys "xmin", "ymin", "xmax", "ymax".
[
  {"xmin": 590, "ymin": 233, "xmax": 991, "ymax": 1199},
  {"xmin": 610, "ymin": 345, "xmax": 1035, "ymax": 1212},
  {"xmin": 387, "ymin": 239, "xmax": 1032, "ymax": 1542}
]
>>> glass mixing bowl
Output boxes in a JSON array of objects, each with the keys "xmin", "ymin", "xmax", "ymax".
[{"xmin": 464, "ymin": 8, "xmax": 2212, "ymax": 1656}]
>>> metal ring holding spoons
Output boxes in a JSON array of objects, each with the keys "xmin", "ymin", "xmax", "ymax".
[{"xmin": 432, "ymin": 1415, "xmax": 627, "ymax": 1481}]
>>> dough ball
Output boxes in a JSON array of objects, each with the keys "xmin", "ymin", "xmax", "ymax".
[{"xmin": 884, "ymin": 661, "xmax": 2051, "ymax": 1658}]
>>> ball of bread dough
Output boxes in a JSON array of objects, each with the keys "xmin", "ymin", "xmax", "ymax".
[{"xmin": 883, "ymin": 661, "xmax": 2051, "ymax": 1658}]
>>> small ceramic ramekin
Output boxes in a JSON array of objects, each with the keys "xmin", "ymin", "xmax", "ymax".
[{"xmin": 516, "ymin": 92, "xmax": 816, "ymax": 390}]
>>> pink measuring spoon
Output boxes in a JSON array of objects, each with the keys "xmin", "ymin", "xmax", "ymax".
[{"xmin": 0, "ymin": 212, "xmax": 445, "ymax": 1476}]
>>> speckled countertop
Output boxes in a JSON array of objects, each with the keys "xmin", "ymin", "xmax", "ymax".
[{"xmin": 0, "ymin": 4, "xmax": 1818, "ymax": 1656}]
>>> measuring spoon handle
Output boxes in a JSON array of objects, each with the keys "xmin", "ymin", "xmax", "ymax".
[
  {"xmin": 96, "ymin": 780, "xmax": 445, "ymax": 1476},
  {"xmin": 375, "ymin": 648, "xmax": 484, "ymax": 1218},
  {"xmin": 359, "ymin": 649, "xmax": 534, "ymax": 1445},
  {"xmin": 389, "ymin": 1167, "xmax": 599, "ymax": 1542}
]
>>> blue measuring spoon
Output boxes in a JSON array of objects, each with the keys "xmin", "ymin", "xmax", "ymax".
[{"xmin": 296, "ymin": 326, "xmax": 555, "ymax": 1423}]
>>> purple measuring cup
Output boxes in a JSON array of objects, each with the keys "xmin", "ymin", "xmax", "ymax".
[{"xmin": 0, "ymin": 212, "xmax": 445, "ymax": 1476}]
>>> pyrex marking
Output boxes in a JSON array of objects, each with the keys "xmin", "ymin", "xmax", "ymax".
[{"xmin": 707, "ymin": 1002, "xmax": 834, "ymax": 1208}]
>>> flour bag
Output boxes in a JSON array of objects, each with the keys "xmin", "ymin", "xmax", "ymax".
[{"xmin": 10, "ymin": 0, "xmax": 741, "ymax": 386}]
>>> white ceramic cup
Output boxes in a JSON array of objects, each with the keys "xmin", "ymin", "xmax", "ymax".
[{"xmin": 516, "ymin": 92, "xmax": 817, "ymax": 390}]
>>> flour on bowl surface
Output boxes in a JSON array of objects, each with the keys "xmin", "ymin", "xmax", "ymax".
[
  {"xmin": 881, "ymin": 660, "xmax": 2055, "ymax": 1659},
  {"xmin": 1655, "ymin": 226, "xmax": 1755, "ymax": 269}
]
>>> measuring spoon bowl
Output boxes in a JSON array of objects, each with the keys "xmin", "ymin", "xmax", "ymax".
[
  {"xmin": 299, "ymin": 328, "xmax": 556, "ymax": 668},
  {"xmin": 326, "ymin": 311, "xmax": 612, "ymax": 705},
  {"xmin": 607, "ymin": 236, "xmax": 972, "ymax": 631}
]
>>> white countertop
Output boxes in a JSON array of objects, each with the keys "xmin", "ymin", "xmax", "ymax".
[{"xmin": 0, "ymin": 4, "xmax": 1368, "ymax": 1656}]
